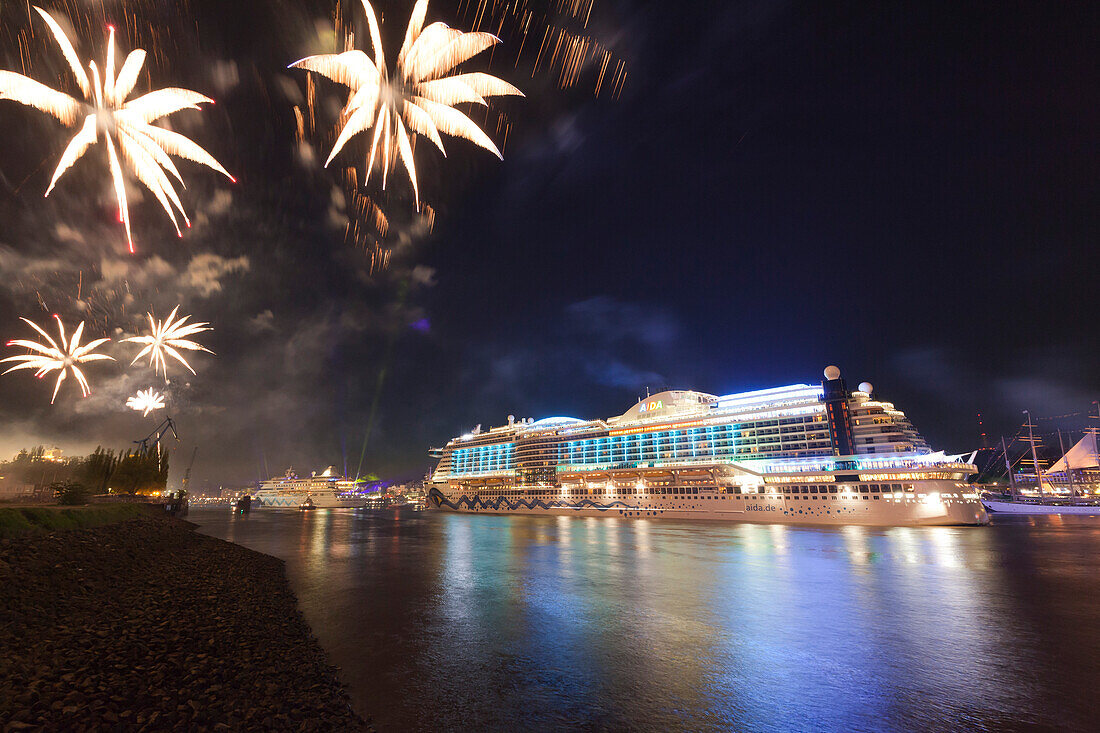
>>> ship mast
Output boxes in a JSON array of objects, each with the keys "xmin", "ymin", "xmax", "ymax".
[
  {"xmin": 1024, "ymin": 410, "xmax": 1045, "ymax": 504},
  {"xmin": 1001, "ymin": 435, "xmax": 1017, "ymax": 498},
  {"xmin": 1057, "ymin": 429, "xmax": 1076, "ymax": 497}
]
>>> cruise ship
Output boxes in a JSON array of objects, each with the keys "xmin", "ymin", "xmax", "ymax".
[
  {"xmin": 254, "ymin": 467, "xmax": 380, "ymax": 509},
  {"xmin": 427, "ymin": 366, "xmax": 988, "ymax": 526}
]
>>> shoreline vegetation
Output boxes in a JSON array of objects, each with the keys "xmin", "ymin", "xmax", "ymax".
[
  {"xmin": 0, "ymin": 446, "xmax": 171, "ymax": 503},
  {"xmin": 0, "ymin": 508, "xmax": 370, "ymax": 730},
  {"xmin": 0, "ymin": 504, "xmax": 150, "ymax": 539}
]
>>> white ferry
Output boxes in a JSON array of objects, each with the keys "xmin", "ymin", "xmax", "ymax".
[
  {"xmin": 254, "ymin": 467, "xmax": 379, "ymax": 509},
  {"xmin": 427, "ymin": 366, "xmax": 988, "ymax": 526}
]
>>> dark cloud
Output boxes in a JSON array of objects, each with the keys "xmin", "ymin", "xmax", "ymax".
[
  {"xmin": 892, "ymin": 345, "xmax": 1100, "ymax": 440},
  {"xmin": 564, "ymin": 296, "xmax": 677, "ymax": 350},
  {"xmin": 453, "ymin": 297, "xmax": 679, "ymax": 428}
]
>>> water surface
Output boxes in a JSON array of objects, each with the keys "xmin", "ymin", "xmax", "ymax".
[{"xmin": 193, "ymin": 508, "xmax": 1100, "ymax": 731}]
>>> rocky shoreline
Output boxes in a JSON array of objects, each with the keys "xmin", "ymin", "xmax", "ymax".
[{"xmin": 0, "ymin": 513, "xmax": 370, "ymax": 731}]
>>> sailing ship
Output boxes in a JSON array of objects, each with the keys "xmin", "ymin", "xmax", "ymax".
[{"xmin": 981, "ymin": 415, "xmax": 1100, "ymax": 515}]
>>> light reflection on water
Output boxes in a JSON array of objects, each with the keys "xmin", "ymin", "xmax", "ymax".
[{"xmin": 195, "ymin": 509, "xmax": 1100, "ymax": 731}]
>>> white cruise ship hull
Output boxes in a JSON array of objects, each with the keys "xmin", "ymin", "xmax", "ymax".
[
  {"xmin": 254, "ymin": 491, "xmax": 377, "ymax": 509},
  {"xmin": 429, "ymin": 484, "xmax": 987, "ymax": 526}
]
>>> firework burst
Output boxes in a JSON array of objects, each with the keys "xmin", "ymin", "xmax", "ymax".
[
  {"xmin": 293, "ymin": 73, "xmax": 436, "ymax": 274},
  {"xmin": 122, "ymin": 306, "xmax": 212, "ymax": 381},
  {"xmin": 0, "ymin": 7, "xmax": 234, "ymax": 252},
  {"xmin": 290, "ymin": 0, "xmax": 523, "ymax": 208},
  {"xmin": 126, "ymin": 387, "xmax": 166, "ymax": 416},
  {"xmin": 1, "ymin": 315, "xmax": 115, "ymax": 403}
]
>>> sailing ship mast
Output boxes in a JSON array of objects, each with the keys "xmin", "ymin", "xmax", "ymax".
[
  {"xmin": 1048, "ymin": 418, "xmax": 1100, "ymax": 497},
  {"xmin": 1001, "ymin": 435, "xmax": 1017, "ymax": 499},
  {"xmin": 1057, "ymin": 430, "xmax": 1076, "ymax": 496},
  {"xmin": 1023, "ymin": 410, "xmax": 1045, "ymax": 504}
]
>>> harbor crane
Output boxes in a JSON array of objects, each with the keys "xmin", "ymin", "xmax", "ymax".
[
  {"xmin": 134, "ymin": 416, "xmax": 180, "ymax": 455},
  {"xmin": 181, "ymin": 446, "xmax": 198, "ymax": 492}
]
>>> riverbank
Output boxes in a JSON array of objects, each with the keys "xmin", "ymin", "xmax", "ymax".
[
  {"xmin": 0, "ymin": 504, "xmax": 151, "ymax": 539},
  {"xmin": 0, "ymin": 513, "xmax": 370, "ymax": 730}
]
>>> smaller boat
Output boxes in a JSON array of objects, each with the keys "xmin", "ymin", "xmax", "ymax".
[
  {"xmin": 299, "ymin": 497, "xmax": 317, "ymax": 511},
  {"xmin": 357, "ymin": 493, "xmax": 390, "ymax": 510}
]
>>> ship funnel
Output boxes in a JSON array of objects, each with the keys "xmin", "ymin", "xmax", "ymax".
[{"xmin": 821, "ymin": 365, "xmax": 854, "ymax": 456}]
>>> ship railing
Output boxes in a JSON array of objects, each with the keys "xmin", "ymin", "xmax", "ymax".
[
  {"xmin": 445, "ymin": 469, "xmax": 515, "ymax": 479},
  {"xmin": 760, "ymin": 458, "xmax": 978, "ymax": 474}
]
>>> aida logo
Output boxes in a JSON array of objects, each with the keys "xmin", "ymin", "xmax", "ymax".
[{"xmin": 639, "ymin": 400, "xmax": 664, "ymax": 413}]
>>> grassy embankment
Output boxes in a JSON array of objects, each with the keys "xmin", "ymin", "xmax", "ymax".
[{"xmin": 0, "ymin": 503, "xmax": 152, "ymax": 539}]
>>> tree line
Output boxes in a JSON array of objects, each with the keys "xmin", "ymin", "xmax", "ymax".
[{"xmin": 0, "ymin": 446, "xmax": 169, "ymax": 504}]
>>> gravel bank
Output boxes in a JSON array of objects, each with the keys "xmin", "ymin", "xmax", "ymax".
[{"xmin": 0, "ymin": 515, "xmax": 370, "ymax": 731}]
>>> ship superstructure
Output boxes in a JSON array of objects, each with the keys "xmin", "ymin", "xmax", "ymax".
[{"xmin": 428, "ymin": 366, "xmax": 987, "ymax": 526}]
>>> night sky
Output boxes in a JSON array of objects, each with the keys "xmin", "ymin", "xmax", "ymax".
[{"xmin": 0, "ymin": 0, "xmax": 1096, "ymax": 488}]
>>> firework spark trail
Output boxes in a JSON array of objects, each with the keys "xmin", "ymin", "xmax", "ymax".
[
  {"xmin": 340, "ymin": 167, "xmax": 435, "ymax": 273},
  {"xmin": 459, "ymin": 0, "xmax": 627, "ymax": 98},
  {"xmin": 290, "ymin": 0, "xmax": 524, "ymax": 210},
  {"xmin": 1, "ymin": 315, "xmax": 114, "ymax": 403},
  {"xmin": 122, "ymin": 305, "xmax": 212, "ymax": 381},
  {"xmin": 126, "ymin": 386, "xmax": 165, "ymax": 416},
  {"xmin": 0, "ymin": 6, "xmax": 234, "ymax": 252},
  {"xmin": 11, "ymin": 0, "xmax": 199, "ymax": 69},
  {"xmin": 6, "ymin": 260, "xmax": 135, "ymax": 337}
]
